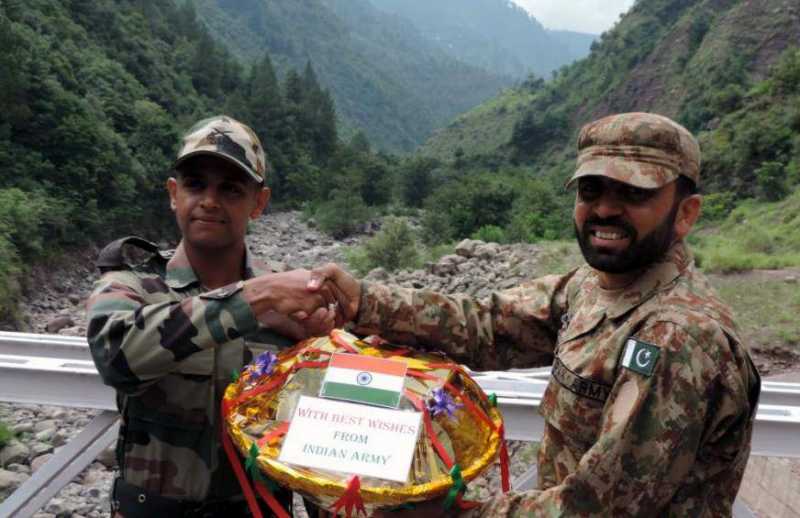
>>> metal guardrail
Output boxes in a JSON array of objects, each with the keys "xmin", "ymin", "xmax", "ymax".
[{"xmin": 1, "ymin": 331, "xmax": 798, "ymax": 516}]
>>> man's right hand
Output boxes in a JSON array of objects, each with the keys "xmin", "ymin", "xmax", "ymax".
[
  {"xmin": 242, "ymin": 269, "xmax": 337, "ymax": 327},
  {"xmin": 308, "ymin": 263, "xmax": 361, "ymax": 326}
]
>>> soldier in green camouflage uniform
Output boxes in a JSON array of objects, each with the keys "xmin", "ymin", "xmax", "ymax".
[
  {"xmin": 87, "ymin": 116, "xmax": 335, "ymax": 517},
  {"xmin": 311, "ymin": 113, "xmax": 761, "ymax": 517}
]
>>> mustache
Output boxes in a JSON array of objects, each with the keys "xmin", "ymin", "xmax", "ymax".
[{"xmin": 582, "ymin": 216, "xmax": 637, "ymax": 237}]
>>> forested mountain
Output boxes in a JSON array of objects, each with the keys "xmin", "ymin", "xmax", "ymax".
[
  {"xmin": 193, "ymin": 0, "xmax": 513, "ymax": 151},
  {"xmin": 0, "ymin": 0, "xmax": 391, "ymax": 323},
  {"xmin": 367, "ymin": 0, "xmax": 596, "ymax": 79},
  {"xmin": 421, "ymin": 0, "xmax": 800, "ymax": 199}
]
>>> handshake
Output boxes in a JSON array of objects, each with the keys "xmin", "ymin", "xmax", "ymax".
[{"xmin": 240, "ymin": 263, "xmax": 361, "ymax": 341}]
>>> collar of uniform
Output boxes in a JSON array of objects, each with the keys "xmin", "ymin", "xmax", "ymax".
[
  {"xmin": 603, "ymin": 240, "xmax": 692, "ymax": 320},
  {"xmin": 165, "ymin": 241, "xmax": 265, "ymax": 289}
]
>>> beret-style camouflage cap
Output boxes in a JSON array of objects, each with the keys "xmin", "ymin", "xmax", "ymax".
[
  {"xmin": 567, "ymin": 112, "xmax": 700, "ymax": 189},
  {"xmin": 174, "ymin": 115, "xmax": 267, "ymax": 184}
]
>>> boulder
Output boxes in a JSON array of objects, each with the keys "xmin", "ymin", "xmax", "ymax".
[
  {"xmin": 96, "ymin": 444, "xmax": 117, "ymax": 468},
  {"xmin": 475, "ymin": 242, "xmax": 501, "ymax": 260},
  {"xmin": 34, "ymin": 419, "xmax": 58, "ymax": 433},
  {"xmin": 34, "ymin": 428, "xmax": 55, "ymax": 442},
  {"xmin": 0, "ymin": 440, "xmax": 30, "ymax": 466},
  {"xmin": 12, "ymin": 422, "xmax": 34, "ymax": 434},
  {"xmin": 5, "ymin": 463, "xmax": 30, "ymax": 474},
  {"xmin": 455, "ymin": 239, "xmax": 482, "ymax": 258},
  {"xmin": 30, "ymin": 441, "xmax": 53, "ymax": 456},
  {"xmin": 0, "ymin": 468, "xmax": 25, "ymax": 491},
  {"xmin": 46, "ymin": 316, "xmax": 74, "ymax": 334},
  {"xmin": 366, "ymin": 267, "xmax": 389, "ymax": 281}
]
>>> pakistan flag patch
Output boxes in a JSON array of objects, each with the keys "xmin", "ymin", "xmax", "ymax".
[{"xmin": 621, "ymin": 338, "xmax": 660, "ymax": 376}]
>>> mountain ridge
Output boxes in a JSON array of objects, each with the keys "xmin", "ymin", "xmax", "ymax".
[
  {"xmin": 419, "ymin": 0, "xmax": 800, "ymax": 200},
  {"xmin": 194, "ymin": 0, "xmax": 595, "ymax": 151},
  {"xmin": 367, "ymin": 0, "xmax": 596, "ymax": 79}
]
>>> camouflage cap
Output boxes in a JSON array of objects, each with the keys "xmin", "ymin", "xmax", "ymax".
[
  {"xmin": 567, "ymin": 112, "xmax": 700, "ymax": 189},
  {"xmin": 174, "ymin": 115, "xmax": 267, "ymax": 184}
]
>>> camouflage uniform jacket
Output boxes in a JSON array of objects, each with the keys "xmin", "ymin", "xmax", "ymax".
[
  {"xmin": 86, "ymin": 237, "xmax": 294, "ymax": 501},
  {"xmin": 355, "ymin": 240, "xmax": 761, "ymax": 517}
]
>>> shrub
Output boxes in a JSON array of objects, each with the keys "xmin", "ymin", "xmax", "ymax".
[
  {"xmin": 361, "ymin": 217, "xmax": 420, "ymax": 273},
  {"xmin": 0, "ymin": 420, "xmax": 12, "ymax": 448},
  {"xmin": 424, "ymin": 174, "xmax": 516, "ymax": 239},
  {"xmin": 0, "ymin": 188, "xmax": 52, "ymax": 258},
  {"xmin": 398, "ymin": 157, "xmax": 439, "ymax": 207},
  {"xmin": 740, "ymin": 224, "xmax": 775, "ymax": 254},
  {"xmin": 770, "ymin": 48, "xmax": 800, "ymax": 96},
  {"xmin": 756, "ymin": 161, "xmax": 790, "ymax": 201},
  {"xmin": 420, "ymin": 208, "xmax": 456, "ymax": 246},
  {"xmin": 472, "ymin": 225, "xmax": 507, "ymax": 243},
  {"xmin": 506, "ymin": 178, "xmax": 571, "ymax": 242},
  {"xmin": 700, "ymin": 192, "xmax": 736, "ymax": 222},
  {"xmin": 0, "ymin": 188, "xmax": 61, "ymax": 324},
  {"xmin": 0, "ymin": 234, "xmax": 21, "ymax": 324},
  {"xmin": 313, "ymin": 189, "xmax": 371, "ymax": 238}
]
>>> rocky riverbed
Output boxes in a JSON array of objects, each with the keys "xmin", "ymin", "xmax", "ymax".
[{"xmin": 1, "ymin": 211, "xmax": 548, "ymax": 516}]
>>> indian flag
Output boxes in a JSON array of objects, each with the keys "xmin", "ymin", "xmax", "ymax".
[{"xmin": 320, "ymin": 353, "xmax": 407, "ymax": 408}]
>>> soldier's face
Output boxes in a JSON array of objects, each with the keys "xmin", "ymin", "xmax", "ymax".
[
  {"xmin": 166, "ymin": 156, "xmax": 270, "ymax": 251},
  {"xmin": 573, "ymin": 176, "xmax": 679, "ymax": 274}
]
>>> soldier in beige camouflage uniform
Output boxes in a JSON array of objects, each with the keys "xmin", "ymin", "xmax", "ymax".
[
  {"xmin": 87, "ymin": 116, "xmax": 336, "ymax": 517},
  {"xmin": 311, "ymin": 113, "xmax": 761, "ymax": 517}
]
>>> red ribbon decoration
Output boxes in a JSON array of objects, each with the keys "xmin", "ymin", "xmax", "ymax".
[
  {"xmin": 232, "ymin": 371, "xmax": 289, "ymax": 409},
  {"xmin": 406, "ymin": 369, "xmax": 440, "ymax": 382},
  {"xmin": 331, "ymin": 330, "xmax": 360, "ymax": 353},
  {"xmin": 254, "ymin": 480, "xmax": 290, "ymax": 518},
  {"xmin": 443, "ymin": 382, "xmax": 495, "ymax": 430},
  {"xmin": 420, "ymin": 367, "xmax": 511, "ymax": 494},
  {"xmin": 220, "ymin": 421, "xmax": 263, "ymax": 518},
  {"xmin": 404, "ymin": 388, "xmax": 454, "ymax": 469},
  {"xmin": 331, "ymin": 475, "xmax": 367, "ymax": 518},
  {"xmin": 457, "ymin": 495, "xmax": 483, "ymax": 510},
  {"xmin": 257, "ymin": 421, "xmax": 290, "ymax": 448},
  {"xmin": 498, "ymin": 424, "xmax": 510, "ymax": 493}
]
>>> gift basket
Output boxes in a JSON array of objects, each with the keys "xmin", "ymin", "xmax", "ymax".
[{"xmin": 222, "ymin": 329, "xmax": 510, "ymax": 517}]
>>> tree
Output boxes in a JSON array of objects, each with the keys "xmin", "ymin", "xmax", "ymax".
[
  {"xmin": 399, "ymin": 157, "xmax": 438, "ymax": 207},
  {"xmin": 359, "ymin": 157, "xmax": 392, "ymax": 206},
  {"xmin": 350, "ymin": 131, "xmax": 371, "ymax": 154},
  {"xmin": 756, "ymin": 161, "xmax": 789, "ymax": 202},
  {"xmin": 246, "ymin": 52, "xmax": 285, "ymax": 150}
]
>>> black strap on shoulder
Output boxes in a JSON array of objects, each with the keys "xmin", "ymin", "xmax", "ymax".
[{"xmin": 96, "ymin": 236, "xmax": 162, "ymax": 272}]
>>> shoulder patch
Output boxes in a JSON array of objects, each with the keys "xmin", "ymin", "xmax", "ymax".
[{"xmin": 621, "ymin": 338, "xmax": 660, "ymax": 376}]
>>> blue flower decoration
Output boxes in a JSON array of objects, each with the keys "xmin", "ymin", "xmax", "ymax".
[
  {"xmin": 428, "ymin": 388, "xmax": 461, "ymax": 419},
  {"xmin": 252, "ymin": 351, "xmax": 278, "ymax": 378}
]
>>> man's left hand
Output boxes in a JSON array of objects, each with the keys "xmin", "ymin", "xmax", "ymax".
[{"xmin": 258, "ymin": 306, "xmax": 334, "ymax": 341}]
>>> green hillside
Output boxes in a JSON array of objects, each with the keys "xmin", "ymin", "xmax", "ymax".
[
  {"xmin": 193, "ymin": 0, "xmax": 513, "ymax": 152},
  {"xmin": 0, "ymin": 0, "xmax": 392, "ymax": 324},
  {"xmin": 692, "ymin": 188, "xmax": 800, "ymax": 272},
  {"xmin": 422, "ymin": 0, "xmax": 800, "ymax": 186},
  {"xmin": 409, "ymin": 0, "xmax": 800, "ymax": 270}
]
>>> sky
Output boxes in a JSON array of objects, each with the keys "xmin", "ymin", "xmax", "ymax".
[{"xmin": 512, "ymin": 0, "xmax": 636, "ymax": 34}]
